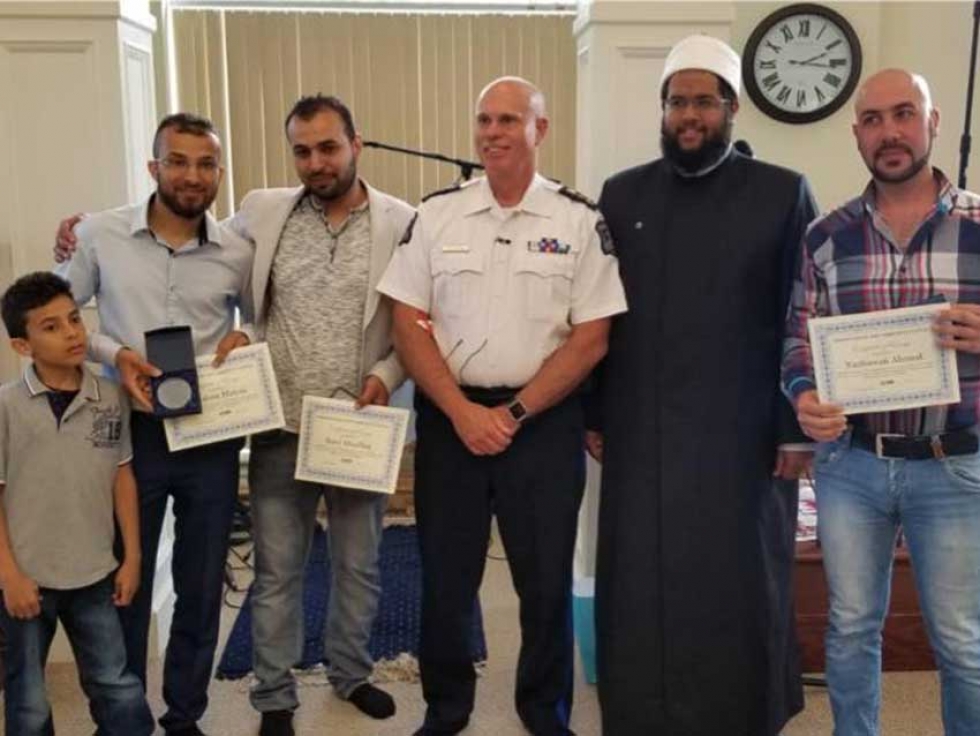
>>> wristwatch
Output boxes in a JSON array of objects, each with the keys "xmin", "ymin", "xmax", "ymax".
[{"xmin": 507, "ymin": 398, "xmax": 529, "ymax": 424}]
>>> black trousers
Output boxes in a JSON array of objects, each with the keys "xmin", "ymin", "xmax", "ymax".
[
  {"xmin": 124, "ymin": 413, "xmax": 242, "ymax": 731},
  {"xmin": 414, "ymin": 389, "xmax": 585, "ymax": 736}
]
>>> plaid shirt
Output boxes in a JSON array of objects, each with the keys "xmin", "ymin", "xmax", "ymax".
[{"xmin": 782, "ymin": 169, "xmax": 980, "ymax": 435}]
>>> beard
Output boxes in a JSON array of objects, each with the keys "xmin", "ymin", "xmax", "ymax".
[
  {"xmin": 661, "ymin": 113, "xmax": 734, "ymax": 175},
  {"xmin": 303, "ymin": 158, "xmax": 358, "ymax": 202},
  {"xmin": 868, "ymin": 139, "xmax": 932, "ymax": 184},
  {"xmin": 155, "ymin": 181, "xmax": 217, "ymax": 220}
]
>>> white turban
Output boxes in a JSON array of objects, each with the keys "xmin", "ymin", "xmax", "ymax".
[{"xmin": 661, "ymin": 35, "xmax": 741, "ymax": 98}]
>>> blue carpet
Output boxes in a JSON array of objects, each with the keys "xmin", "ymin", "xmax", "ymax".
[{"xmin": 216, "ymin": 524, "xmax": 488, "ymax": 679}]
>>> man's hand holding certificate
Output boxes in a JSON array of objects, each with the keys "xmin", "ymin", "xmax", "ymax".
[
  {"xmin": 295, "ymin": 397, "xmax": 410, "ymax": 494},
  {"xmin": 164, "ymin": 343, "xmax": 285, "ymax": 451},
  {"xmin": 808, "ymin": 302, "xmax": 960, "ymax": 415},
  {"xmin": 796, "ymin": 301, "xmax": 979, "ymax": 441}
]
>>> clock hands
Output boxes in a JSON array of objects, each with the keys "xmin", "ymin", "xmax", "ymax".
[{"xmin": 789, "ymin": 51, "xmax": 829, "ymax": 66}]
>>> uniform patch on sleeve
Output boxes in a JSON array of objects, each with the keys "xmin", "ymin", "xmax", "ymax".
[
  {"xmin": 398, "ymin": 213, "xmax": 418, "ymax": 247},
  {"xmin": 596, "ymin": 217, "xmax": 616, "ymax": 256}
]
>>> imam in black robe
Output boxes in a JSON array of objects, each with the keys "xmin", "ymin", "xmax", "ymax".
[{"xmin": 592, "ymin": 149, "xmax": 818, "ymax": 736}]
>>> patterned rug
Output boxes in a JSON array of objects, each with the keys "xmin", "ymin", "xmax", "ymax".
[{"xmin": 216, "ymin": 524, "xmax": 488, "ymax": 681}]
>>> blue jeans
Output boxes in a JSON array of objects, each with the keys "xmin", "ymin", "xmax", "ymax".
[
  {"xmin": 814, "ymin": 433, "xmax": 980, "ymax": 736},
  {"xmin": 125, "ymin": 413, "xmax": 241, "ymax": 731},
  {"xmin": 0, "ymin": 576, "xmax": 154, "ymax": 736},
  {"xmin": 248, "ymin": 429, "xmax": 386, "ymax": 712}
]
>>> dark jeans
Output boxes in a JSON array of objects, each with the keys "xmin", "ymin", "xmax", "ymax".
[
  {"xmin": 414, "ymin": 391, "xmax": 585, "ymax": 736},
  {"xmin": 0, "ymin": 576, "xmax": 154, "ymax": 736},
  {"xmin": 124, "ymin": 412, "xmax": 241, "ymax": 731}
]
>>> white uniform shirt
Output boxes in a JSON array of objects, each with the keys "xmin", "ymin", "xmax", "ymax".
[{"xmin": 377, "ymin": 174, "xmax": 627, "ymax": 388}]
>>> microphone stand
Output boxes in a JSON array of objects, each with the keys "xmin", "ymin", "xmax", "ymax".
[
  {"xmin": 958, "ymin": 0, "xmax": 980, "ymax": 189},
  {"xmin": 363, "ymin": 140, "xmax": 484, "ymax": 183}
]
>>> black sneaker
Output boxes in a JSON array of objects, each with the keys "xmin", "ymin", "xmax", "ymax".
[
  {"xmin": 259, "ymin": 709, "xmax": 295, "ymax": 736},
  {"xmin": 348, "ymin": 682, "xmax": 396, "ymax": 719}
]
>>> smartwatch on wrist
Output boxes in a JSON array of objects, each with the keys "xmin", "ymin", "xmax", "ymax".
[{"xmin": 507, "ymin": 398, "xmax": 529, "ymax": 425}]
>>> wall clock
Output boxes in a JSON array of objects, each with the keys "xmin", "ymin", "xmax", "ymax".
[{"xmin": 743, "ymin": 3, "xmax": 862, "ymax": 124}]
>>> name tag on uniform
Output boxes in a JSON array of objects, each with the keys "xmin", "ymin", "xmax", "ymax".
[
  {"xmin": 527, "ymin": 238, "xmax": 570, "ymax": 255},
  {"xmin": 441, "ymin": 244, "xmax": 470, "ymax": 253}
]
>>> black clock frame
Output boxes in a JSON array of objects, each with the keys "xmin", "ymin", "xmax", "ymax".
[{"xmin": 742, "ymin": 3, "xmax": 862, "ymax": 125}]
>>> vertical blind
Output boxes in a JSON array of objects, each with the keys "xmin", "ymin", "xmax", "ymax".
[{"xmin": 171, "ymin": 9, "xmax": 577, "ymax": 216}]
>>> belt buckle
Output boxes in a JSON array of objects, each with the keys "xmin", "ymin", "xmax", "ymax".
[{"xmin": 874, "ymin": 433, "xmax": 902, "ymax": 459}]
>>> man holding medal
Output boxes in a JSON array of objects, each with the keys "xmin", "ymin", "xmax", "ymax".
[{"xmin": 54, "ymin": 112, "xmax": 253, "ymax": 736}]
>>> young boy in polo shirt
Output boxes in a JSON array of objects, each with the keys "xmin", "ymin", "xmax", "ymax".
[{"xmin": 0, "ymin": 272, "xmax": 153, "ymax": 736}]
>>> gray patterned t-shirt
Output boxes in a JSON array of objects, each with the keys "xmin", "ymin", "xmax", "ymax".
[{"xmin": 265, "ymin": 193, "xmax": 372, "ymax": 430}]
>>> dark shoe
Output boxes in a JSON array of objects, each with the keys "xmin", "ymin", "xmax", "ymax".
[
  {"xmin": 347, "ymin": 682, "xmax": 396, "ymax": 719},
  {"xmin": 165, "ymin": 726, "xmax": 206, "ymax": 736},
  {"xmin": 412, "ymin": 719, "xmax": 469, "ymax": 735},
  {"xmin": 259, "ymin": 709, "xmax": 295, "ymax": 736}
]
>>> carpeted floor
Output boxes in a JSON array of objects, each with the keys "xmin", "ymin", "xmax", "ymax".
[{"xmin": 217, "ymin": 523, "xmax": 486, "ymax": 680}]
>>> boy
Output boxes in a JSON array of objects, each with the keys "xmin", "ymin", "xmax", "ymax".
[{"xmin": 0, "ymin": 272, "xmax": 153, "ymax": 735}]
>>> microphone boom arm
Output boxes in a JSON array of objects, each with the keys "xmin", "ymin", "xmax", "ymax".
[{"xmin": 363, "ymin": 140, "xmax": 484, "ymax": 182}]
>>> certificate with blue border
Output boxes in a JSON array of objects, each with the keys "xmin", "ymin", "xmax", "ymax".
[
  {"xmin": 295, "ymin": 396, "xmax": 410, "ymax": 494},
  {"xmin": 808, "ymin": 302, "xmax": 960, "ymax": 414},
  {"xmin": 164, "ymin": 343, "xmax": 285, "ymax": 451}
]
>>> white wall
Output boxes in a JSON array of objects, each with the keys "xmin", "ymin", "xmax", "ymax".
[
  {"xmin": 0, "ymin": 0, "xmax": 157, "ymax": 382},
  {"xmin": 731, "ymin": 2, "xmax": 980, "ymax": 212}
]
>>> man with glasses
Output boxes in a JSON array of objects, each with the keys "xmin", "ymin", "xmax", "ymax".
[
  {"xmin": 586, "ymin": 35, "xmax": 817, "ymax": 736},
  {"xmin": 54, "ymin": 113, "xmax": 253, "ymax": 736}
]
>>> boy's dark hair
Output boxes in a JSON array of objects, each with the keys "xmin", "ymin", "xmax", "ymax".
[
  {"xmin": 152, "ymin": 112, "xmax": 220, "ymax": 159},
  {"xmin": 1, "ymin": 272, "xmax": 74, "ymax": 340},
  {"xmin": 284, "ymin": 95, "xmax": 356, "ymax": 141}
]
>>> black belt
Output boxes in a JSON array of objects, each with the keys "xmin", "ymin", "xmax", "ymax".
[
  {"xmin": 460, "ymin": 386, "xmax": 520, "ymax": 406},
  {"xmin": 852, "ymin": 427, "xmax": 979, "ymax": 460}
]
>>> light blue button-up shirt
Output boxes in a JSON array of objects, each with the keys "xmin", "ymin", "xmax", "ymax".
[{"xmin": 56, "ymin": 195, "xmax": 254, "ymax": 373}]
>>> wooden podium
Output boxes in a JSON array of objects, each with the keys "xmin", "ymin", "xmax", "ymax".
[{"xmin": 795, "ymin": 540, "xmax": 936, "ymax": 672}]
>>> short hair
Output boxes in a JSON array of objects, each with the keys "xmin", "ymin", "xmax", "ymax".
[
  {"xmin": 284, "ymin": 95, "xmax": 357, "ymax": 141},
  {"xmin": 1, "ymin": 272, "xmax": 75, "ymax": 340},
  {"xmin": 660, "ymin": 74, "xmax": 736, "ymax": 103},
  {"xmin": 152, "ymin": 113, "xmax": 220, "ymax": 159}
]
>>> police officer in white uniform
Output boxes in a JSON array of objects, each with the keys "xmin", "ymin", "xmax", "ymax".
[{"xmin": 377, "ymin": 76, "xmax": 627, "ymax": 736}]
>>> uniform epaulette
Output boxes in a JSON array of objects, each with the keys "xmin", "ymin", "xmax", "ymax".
[
  {"xmin": 557, "ymin": 185, "xmax": 598, "ymax": 211},
  {"xmin": 422, "ymin": 182, "xmax": 464, "ymax": 203}
]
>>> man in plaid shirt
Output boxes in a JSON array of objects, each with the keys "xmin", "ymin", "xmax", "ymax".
[{"xmin": 782, "ymin": 69, "xmax": 980, "ymax": 736}]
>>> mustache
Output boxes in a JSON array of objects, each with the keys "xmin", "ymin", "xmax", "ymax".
[{"xmin": 875, "ymin": 143, "xmax": 913, "ymax": 157}]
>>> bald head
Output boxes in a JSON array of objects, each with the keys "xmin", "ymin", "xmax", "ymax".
[
  {"xmin": 852, "ymin": 68, "xmax": 939, "ymax": 186},
  {"xmin": 855, "ymin": 69, "xmax": 934, "ymax": 119},
  {"xmin": 476, "ymin": 76, "xmax": 547, "ymax": 118},
  {"xmin": 473, "ymin": 75, "xmax": 549, "ymax": 201}
]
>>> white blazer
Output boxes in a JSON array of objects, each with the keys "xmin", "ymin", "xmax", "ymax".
[{"xmin": 228, "ymin": 181, "xmax": 416, "ymax": 391}]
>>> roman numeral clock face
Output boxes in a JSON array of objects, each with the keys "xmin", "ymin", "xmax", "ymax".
[{"xmin": 743, "ymin": 4, "xmax": 862, "ymax": 124}]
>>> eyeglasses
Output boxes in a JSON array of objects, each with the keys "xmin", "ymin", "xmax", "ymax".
[
  {"xmin": 663, "ymin": 96, "xmax": 729, "ymax": 114},
  {"xmin": 156, "ymin": 158, "xmax": 220, "ymax": 176}
]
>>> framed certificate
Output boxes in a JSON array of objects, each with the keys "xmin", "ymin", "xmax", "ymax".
[
  {"xmin": 164, "ymin": 343, "xmax": 285, "ymax": 451},
  {"xmin": 295, "ymin": 396, "xmax": 410, "ymax": 494},
  {"xmin": 808, "ymin": 302, "xmax": 960, "ymax": 414}
]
